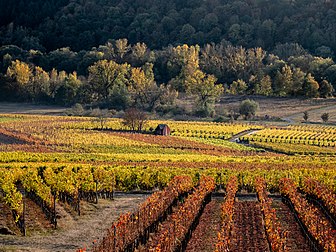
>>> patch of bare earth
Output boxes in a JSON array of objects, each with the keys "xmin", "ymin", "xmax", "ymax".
[
  {"xmin": 0, "ymin": 195, "xmax": 146, "ymax": 252},
  {"xmin": 230, "ymin": 201, "xmax": 270, "ymax": 252},
  {"xmin": 185, "ymin": 199, "xmax": 222, "ymax": 252}
]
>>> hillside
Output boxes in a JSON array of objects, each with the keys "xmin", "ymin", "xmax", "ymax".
[{"xmin": 0, "ymin": 0, "xmax": 336, "ymax": 55}]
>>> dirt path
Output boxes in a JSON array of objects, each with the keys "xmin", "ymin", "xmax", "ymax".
[
  {"xmin": 230, "ymin": 201, "xmax": 270, "ymax": 252},
  {"xmin": 272, "ymin": 200, "xmax": 312, "ymax": 252},
  {"xmin": 185, "ymin": 199, "xmax": 222, "ymax": 252},
  {"xmin": 229, "ymin": 129, "xmax": 261, "ymax": 143},
  {"xmin": 282, "ymin": 104, "xmax": 336, "ymax": 124},
  {"xmin": 0, "ymin": 195, "xmax": 147, "ymax": 252}
]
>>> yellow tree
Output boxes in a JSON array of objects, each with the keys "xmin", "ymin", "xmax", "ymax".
[
  {"xmin": 88, "ymin": 60, "xmax": 130, "ymax": 104},
  {"xmin": 28, "ymin": 66, "xmax": 50, "ymax": 101},
  {"xmin": 129, "ymin": 63, "xmax": 161, "ymax": 111},
  {"xmin": 168, "ymin": 44, "xmax": 200, "ymax": 91},
  {"xmin": 185, "ymin": 70, "xmax": 224, "ymax": 117},
  {"xmin": 6, "ymin": 60, "xmax": 33, "ymax": 98}
]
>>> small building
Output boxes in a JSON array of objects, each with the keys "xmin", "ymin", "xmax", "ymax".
[{"xmin": 155, "ymin": 124, "xmax": 171, "ymax": 136}]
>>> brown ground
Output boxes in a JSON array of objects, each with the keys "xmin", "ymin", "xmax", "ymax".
[
  {"xmin": 0, "ymin": 195, "xmax": 146, "ymax": 252},
  {"xmin": 272, "ymin": 200, "xmax": 312, "ymax": 252},
  {"xmin": 185, "ymin": 199, "xmax": 222, "ymax": 252},
  {"xmin": 230, "ymin": 201, "xmax": 270, "ymax": 252}
]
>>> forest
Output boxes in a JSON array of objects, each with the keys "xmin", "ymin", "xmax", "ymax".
[{"xmin": 0, "ymin": 0, "xmax": 336, "ymax": 116}]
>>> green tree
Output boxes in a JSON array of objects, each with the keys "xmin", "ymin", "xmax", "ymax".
[
  {"xmin": 87, "ymin": 60, "xmax": 130, "ymax": 106},
  {"xmin": 291, "ymin": 67, "xmax": 306, "ymax": 96},
  {"xmin": 168, "ymin": 44, "xmax": 200, "ymax": 92},
  {"xmin": 239, "ymin": 99, "xmax": 259, "ymax": 119},
  {"xmin": 303, "ymin": 73, "xmax": 319, "ymax": 98},
  {"xmin": 256, "ymin": 75, "xmax": 273, "ymax": 96},
  {"xmin": 129, "ymin": 63, "xmax": 161, "ymax": 111},
  {"xmin": 273, "ymin": 65, "xmax": 293, "ymax": 96},
  {"xmin": 114, "ymin": 39, "xmax": 131, "ymax": 62},
  {"xmin": 185, "ymin": 70, "xmax": 223, "ymax": 117},
  {"xmin": 54, "ymin": 72, "xmax": 82, "ymax": 105},
  {"xmin": 303, "ymin": 111, "xmax": 309, "ymax": 122},
  {"xmin": 319, "ymin": 80, "xmax": 334, "ymax": 98},
  {"xmin": 230, "ymin": 79, "xmax": 247, "ymax": 95},
  {"xmin": 28, "ymin": 66, "xmax": 50, "ymax": 102},
  {"xmin": 321, "ymin": 113, "xmax": 329, "ymax": 123}
]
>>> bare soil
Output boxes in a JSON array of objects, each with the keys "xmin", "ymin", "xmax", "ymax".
[
  {"xmin": 0, "ymin": 195, "xmax": 146, "ymax": 252},
  {"xmin": 185, "ymin": 199, "xmax": 222, "ymax": 252},
  {"xmin": 230, "ymin": 200, "xmax": 270, "ymax": 252},
  {"xmin": 272, "ymin": 200, "xmax": 312, "ymax": 252}
]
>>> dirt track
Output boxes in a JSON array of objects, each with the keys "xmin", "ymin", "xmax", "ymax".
[{"xmin": 0, "ymin": 195, "xmax": 146, "ymax": 252}]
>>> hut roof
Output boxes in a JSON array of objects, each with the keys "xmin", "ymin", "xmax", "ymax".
[{"xmin": 156, "ymin": 124, "xmax": 169, "ymax": 129}]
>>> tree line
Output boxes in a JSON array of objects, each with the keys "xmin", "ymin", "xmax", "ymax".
[{"xmin": 1, "ymin": 39, "xmax": 335, "ymax": 117}]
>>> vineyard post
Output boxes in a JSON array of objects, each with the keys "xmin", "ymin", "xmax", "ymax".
[
  {"xmin": 77, "ymin": 187, "xmax": 81, "ymax": 216},
  {"xmin": 53, "ymin": 191, "xmax": 57, "ymax": 229},
  {"xmin": 95, "ymin": 181, "xmax": 98, "ymax": 204},
  {"xmin": 112, "ymin": 173, "xmax": 115, "ymax": 200},
  {"xmin": 22, "ymin": 189, "xmax": 26, "ymax": 236},
  {"xmin": 138, "ymin": 211, "xmax": 140, "ymax": 238},
  {"xmin": 113, "ymin": 225, "xmax": 116, "ymax": 251}
]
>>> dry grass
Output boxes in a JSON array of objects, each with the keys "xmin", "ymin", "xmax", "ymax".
[
  {"xmin": 215, "ymin": 96, "xmax": 336, "ymax": 123},
  {"xmin": 0, "ymin": 103, "xmax": 66, "ymax": 115}
]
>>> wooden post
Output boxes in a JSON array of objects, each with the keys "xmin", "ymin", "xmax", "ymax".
[
  {"xmin": 53, "ymin": 191, "xmax": 57, "ymax": 229},
  {"xmin": 77, "ymin": 188, "xmax": 81, "ymax": 216},
  {"xmin": 22, "ymin": 191, "xmax": 26, "ymax": 236},
  {"xmin": 113, "ymin": 225, "xmax": 116, "ymax": 251},
  {"xmin": 95, "ymin": 181, "xmax": 98, "ymax": 204}
]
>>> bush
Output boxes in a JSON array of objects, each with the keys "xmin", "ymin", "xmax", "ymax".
[
  {"xmin": 239, "ymin": 99, "xmax": 259, "ymax": 119},
  {"xmin": 321, "ymin": 113, "xmax": 329, "ymax": 123},
  {"xmin": 65, "ymin": 103, "xmax": 84, "ymax": 116}
]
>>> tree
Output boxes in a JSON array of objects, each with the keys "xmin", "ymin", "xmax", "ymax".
[
  {"xmin": 303, "ymin": 111, "xmax": 309, "ymax": 122},
  {"xmin": 291, "ymin": 67, "xmax": 306, "ymax": 96},
  {"xmin": 129, "ymin": 63, "xmax": 161, "ymax": 111},
  {"xmin": 256, "ymin": 75, "xmax": 273, "ymax": 96},
  {"xmin": 114, "ymin": 39, "xmax": 131, "ymax": 62},
  {"xmin": 303, "ymin": 73, "xmax": 319, "ymax": 98},
  {"xmin": 273, "ymin": 65, "xmax": 293, "ymax": 96},
  {"xmin": 185, "ymin": 70, "xmax": 223, "ymax": 117},
  {"xmin": 319, "ymin": 80, "xmax": 334, "ymax": 98},
  {"xmin": 54, "ymin": 72, "xmax": 82, "ymax": 105},
  {"xmin": 321, "ymin": 113, "xmax": 329, "ymax": 123},
  {"xmin": 129, "ymin": 42, "xmax": 149, "ymax": 66},
  {"xmin": 230, "ymin": 79, "xmax": 247, "ymax": 95},
  {"xmin": 239, "ymin": 99, "xmax": 259, "ymax": 119},
  {"xmin": 122, "ymin": 108, "xmax": 147, "ymax": 132},
  {"xmin": 87, "ymin": 60, "xmax": 130, "ymax": 106},
  {"xmin": 28, "ymin": 66, "xmax": 50, "ymax": 102},
  {"xmin": 6, "ymin": 60, "xmax": 32, "ymax": 99},
  {"xmin": 168, "ymin": 44, "xmax": 200, "ymax": 92},
  {"xmin": 91, "ymin": 108, "xmax": 113, "ymax": 129}
]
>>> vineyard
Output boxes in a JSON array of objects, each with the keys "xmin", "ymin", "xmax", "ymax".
[{"xmin": 0, "ymin": 113, "xmax": 335, "ymax": 251}]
